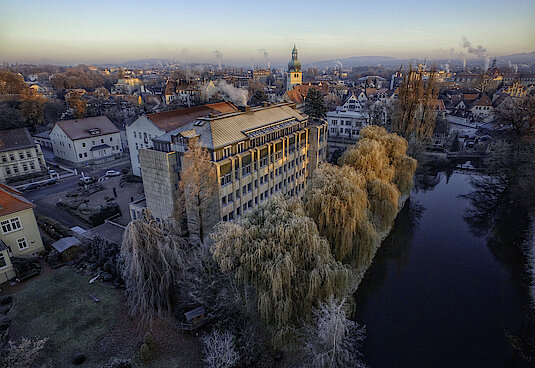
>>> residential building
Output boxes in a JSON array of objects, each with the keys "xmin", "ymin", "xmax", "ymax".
[
  {"xmin": 287, "ymin": 45, "xmax": 302, "ymax": 91},
  {"xmin": 32, "ymin": 129, "xmax": 52, "ymax": 149},
  {"xmin": 0, "ymin": 128, "xmax": 46, "ymax": 184},
  {"xmin": 50, "ymin": 116, "xmax": 121, "ymax": 166},
  {"xmin": 126, "ymin": 102, "xmax": 237, "ymax": 176},
  {"xmin": 138, "ymin": 103, "xmax": 328, "ymax": 223},
  {"xmin": 326, "ymin": 94, "xmax": 368, "ymax": 158},
  {"xmin": 0, "ymin": 183, "xmax": 45, "ymax": 283}
]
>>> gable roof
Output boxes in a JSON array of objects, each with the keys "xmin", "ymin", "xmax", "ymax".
[
  {"xmin": 168, "ymin": 103, "xmax": 306, "ymax": 149},
  {"xmin": 0, "ymin": 128, "xmax": 36, "ymax": 153},
  {"xmin": 145, "ymin": 102, "xmax": 238, "ymax": 133},
  {"xmin": 472, "ymin": 93, "xmax": 492, "ymax": 108},
  {"xmin": 0, "ymin": 183, "xmax": 35, "ymax": 217},
  {"xmin": 54, "ymin": 116, "xmax": 119, "ymax": 141}
]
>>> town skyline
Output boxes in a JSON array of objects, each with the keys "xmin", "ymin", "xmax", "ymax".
[{"xmin": 1, "ymin": 0, "xmax": 534, "ymax": 66}]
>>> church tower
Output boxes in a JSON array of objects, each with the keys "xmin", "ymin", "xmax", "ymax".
[{"xmin": 287, "ymin": 45, "xmax": 302, "ymax": 91}]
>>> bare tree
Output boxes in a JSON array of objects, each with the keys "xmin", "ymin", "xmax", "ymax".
[
  {"xmin": 201, "ymin": 330, "xmax": 239, "ymax": 368},
  {"xmin": 1, "ymin": 337, "xmax": 48, "ymax": 368},
  {"xmin": 180, "ymin": 140, "xmax": 219, "ymax": 244},
  {"xmin": 495, "ymin": 95, "xmax": 535, "ymax": 136},
  {"xmin": 299, "ymin": 297, "xmax": 366, "ymax": 368},
  {"xmin": 120, "ymin": 209, "xmax": 187, "ymax": 324}
]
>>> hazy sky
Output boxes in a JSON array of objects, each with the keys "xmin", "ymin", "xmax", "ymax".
[{"xmin": 1, "ymin": 0, "xmax": 534, "ymax": 66}]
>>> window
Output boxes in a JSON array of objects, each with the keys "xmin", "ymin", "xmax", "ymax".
[
  {"xmin": 0, "ymin": 253, "xmax": 6, "ymax": 268},
  {"xmin": 17, "ymin": 237, "xmax": 28, "ymax": 250},
  {"xmin": 9, "ymin": 153, "xmax": 14, "ymax": 161},
  {"xmin": 228, "ymin": 193, "xmax": 233, "ymax": 203},
  {"xmin": 247, "ymin": 183, "xmax": 252, "ymax": 192},
  {"xmin": 26, "ymin": 151, "xmax": 32, "ymax": 158},
  {"xmin": 79, "ymin": 154, "xmax": 83, "ymax": 158},
  {"xmin": 223, "ymin": 146, "xmax": 232, "ymax": 158},
  {"xmin": 19, "ymin": 152, "xmax": 24, "ymax": 160},
  {"xmin": 236, "ymin": 189, "xmax": 240, "ymax": 199},
  {"xmin": 1, "ymin": 217, "xmax": 22, "ymax": 234},
  {"xmin": 13, "ymin": 166, "xmax": 19, "ymax": 174},
  {"xmin": 82, "ymin": 142, "xmax": 86, "ymax": 147},
  {"xmin": 110, "ymin": 137, "xmax": 113, "ymax": 142},
  {"xmin": 237, "ymin": 207, "xmax": 241, "ymax": 216},
  {"xmin": 92, "ymin": 140, "xmax": 95, "ymax": 145},
  {"xmin": 30, "ymin": 162, "xmax": 35, "ymax": 170},
  {"xmin": 242, "ymin": 186, "xmax": 247, "ymax": 195},
  {"xmin": 84, "ymin": 152, "xmax": 88, "ymax": 157},
  {"xmin": 134, "ymin": 132, "xmax": 137, "ymax": 138},
  {"xmin": 101, "ymin": 139, "xmax": 104, "ymax": 143},
  {"xmin": 22, "ymin": 164, "xmax": 28, "ymax": 171},
  {"xmin": 1, "ymin": 155, "xmax": 6, "ymax": 163}
]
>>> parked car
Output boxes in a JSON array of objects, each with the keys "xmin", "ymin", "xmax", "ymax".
[
  {"xmin": 78, "ymin": 176, "xmax": 96, "ymax": 186},
  {"xmin": 21, "ymin": 182, "xmax": 40, "ymax": 192},
  {"xmin": 42, "ymin": 178, "xmax": 57, "ymax": 186},
  {"xmin": 105, "ymin": 170, "xmax": 121, "ymax": 177}
]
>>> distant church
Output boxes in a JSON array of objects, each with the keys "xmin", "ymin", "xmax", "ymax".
[{"xmin": 287, "ymin": 45, "xmax": 302, "ymax": 91}]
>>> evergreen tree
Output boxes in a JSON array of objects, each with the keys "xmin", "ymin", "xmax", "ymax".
[
  {"xmin": 304, "ymin": 88, "xmax": 327, "ymax": 119},
  {"xmin": 249, "ymin": 89, "xmax": 267, "ymax": 106}
]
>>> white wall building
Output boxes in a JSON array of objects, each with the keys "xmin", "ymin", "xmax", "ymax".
[{"xmin": 50, "ymin": 116, "xmax": 121, "ymax": 166}]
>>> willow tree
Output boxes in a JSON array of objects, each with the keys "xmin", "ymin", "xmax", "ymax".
[
  {"xmin": 393, "ymin": 67, "xmax": 438, "ymax": 152},
  {"xmin": 121, "ymin": 209, "xmax": 187, "ymax": 324},
  {"xmin": 211, "ymin": 196, "xmax": 349, "ymax": 348},
  {"xmin": 366, "ymin": 179, "xmax": 400, "ymax": 233},
  {"xmin": 338, "ymin": 138, "xmax": 394, "ymax": 183},
  {"xmin": 304, "ymin": 163, "xmax": 378, "ymax": 266},
  {"xmin": 180, "ymin": 140, "xmax": 219, "ymax": 244}
]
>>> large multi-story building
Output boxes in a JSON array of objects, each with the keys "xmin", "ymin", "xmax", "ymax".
[
  {"xmin": 126, "ymin": 102, "xmax": 237, "ymax": 176},
  {"xmin": 50, "ymin": 116, "xmax": 121, "ymax": 166},
  {"xmin": 0, "ymin": 128, "xmax": 46, "ymax": 183},
  {"xmin": 0, "ymin": 183, "xmax": 45, "ymax": 283},
  {"xmin": 137, "ymin": 103, "xmax": 328, "ymax": 223}
]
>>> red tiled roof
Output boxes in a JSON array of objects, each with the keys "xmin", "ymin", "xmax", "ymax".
[
  {"xmin": 54, "ymin": 116, "xmax": 119, "ymax": 141},
  {"xmin": 0, "ymin": 183, "xmax": 34, "ymax": 217},
  {"xmin": 145, "ymin": 102, "xmax": 238, "ymax": 133}
]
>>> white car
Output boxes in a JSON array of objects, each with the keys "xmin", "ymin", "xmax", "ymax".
[{"xmin": 105, "ymin": 170, "xmax": 121, "ymax": 177}]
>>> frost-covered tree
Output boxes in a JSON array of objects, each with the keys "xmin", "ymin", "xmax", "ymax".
[
  {"xmin": 366, "ymin": 179, "xmax": 399, "ymax": 233},
  {"xmin": 305, "ymin": 163, "xmax": 378, "ymax": 266},
  {"xmin": 338, "ymin": 138, "xmax": 394, "ymax": 183},
  {"xmin": 211, "ymin": 196, "xmax": 349, "ymax": 348},
  {"xmin": 201, "ymin": 330, "xmax": 240, "ymax": 368},
  {"xmin": 180, "ymin": 140, "xmax": 219, "ymax": 244},
  {"xmin": 121, "ymin": 209, "xmax": 187, "ymax": 323},
  {"xmin": 299, "ymin": 297, "xmax": 366, "ymax": 368},
  {"xmin": 1, "ymin": 337, "xmax": 48, "ymax": 368}
]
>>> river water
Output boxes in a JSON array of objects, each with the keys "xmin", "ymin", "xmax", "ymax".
[{"xmin": 354, "ymin": 171, "xmax": 533, "ymax": 367}]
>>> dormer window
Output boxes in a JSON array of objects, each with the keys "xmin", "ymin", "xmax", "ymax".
[{"xmin": 88, "ymin": 128, "xmax": 100, "ymax": 136}]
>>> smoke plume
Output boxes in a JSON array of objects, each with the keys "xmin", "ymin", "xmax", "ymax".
[
  {"xmin": 461, "ymin": 36, "xmax": 490, "ymax": 71},
  {"xmin": 214, "ymin": 50, "xmax": 223, "ymax": 70},
  {"xmin": 202, "ymin": 79, "xmax": 248, "ymax": 106}
]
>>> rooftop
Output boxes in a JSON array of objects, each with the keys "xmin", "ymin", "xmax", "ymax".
[
  {"xmin": 0, "ymin": 183, "xmax": 35, "ymax": 217},
  {"xmin": 0, "ymin": 128, "xmax": 36, "ymax": 153},
  {"xmin": 54, "ymin": 116, "xmax": 119, "ymax": 141},
  {"xmin": 145, "ymin": 102, "xmax": 238, "ymax": 133}
]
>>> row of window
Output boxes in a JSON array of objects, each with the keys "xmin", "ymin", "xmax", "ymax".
[
  {"xmin": 133, "ymin": 131, "xmax": 152, "ymax": 141},
  {"xmin": 221, "ymin": 182, "xmax": 306, "ymax": 222},
  {"xmin": 1, "ymin": 217, "xmax": 22, "ymax": 234},
  {"xmin": 330, "ymin": 128, "xmax": 360, "ymax": 135},
  {"xmin": 81, "ymin": 137, "xmax": 115, "ymax": 148},
  {"xmin": 1, "ymin": 150, "xmax": 34, "ymax": 163},
  {"xmin": 4, "ymin": 161, "xmax": 37, "ymax": 176}
]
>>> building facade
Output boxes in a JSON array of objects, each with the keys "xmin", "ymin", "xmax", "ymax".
[
  {"xmin": 50, "ymin": 116, "xmax": 121, "ymax": 166},
  {"xmin": 0, "ymin": 183, "xmax": 45, "ymax": 283},
  {"xmin": 0, "ymin": 128, "xmax": 46, "ymax": 183},
  {"xmin": 138, "ymin": 103, "xmax": 328, "ymax": 223}
]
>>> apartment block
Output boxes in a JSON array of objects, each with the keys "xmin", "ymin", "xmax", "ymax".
[
  {"xmin": 138, "ymin": 103, "xmax": 328, "ymax": 224},
  {"xmin": 0, "ymin": 128, "xmax": 46, "ymax": 183}
]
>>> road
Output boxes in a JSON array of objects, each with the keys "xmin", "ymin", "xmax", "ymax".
[{"xmin": 24, "ymin": 160, "xmax": 131, "ymax": 229}]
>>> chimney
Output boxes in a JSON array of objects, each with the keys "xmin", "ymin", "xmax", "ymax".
[{"xmin": 238, "ymin": 105, "xmax": 251, "ymax": 113}]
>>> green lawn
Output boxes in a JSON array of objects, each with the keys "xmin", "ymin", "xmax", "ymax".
[{"xmin": 8, "ymin": 267, "xmax": 203, "ymax": 367}]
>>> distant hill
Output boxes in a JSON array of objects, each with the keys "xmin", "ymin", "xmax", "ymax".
[
  {"xmin": 496, "ymin": 52, "xmax": 535, "ymax": 64},
  {"xmin": 306, "ymin": 56, "xmax": 401, "ymax": 69}
]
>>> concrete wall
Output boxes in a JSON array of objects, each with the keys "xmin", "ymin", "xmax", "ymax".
[{"xmin": 139, "ymin": 149, "xmax": 179, "ymax": 221}]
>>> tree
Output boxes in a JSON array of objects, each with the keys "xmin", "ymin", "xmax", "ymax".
[
  {"xmin": 0, "ymin": 70, "xmax": 26, "ymax": 95},
  {"xmin": 1, "ymin": 337, "xmax": 48, "ymax": 368},
  {"xmin": 201, "ymin": 330, "xmax": 240, "ymax": 368},
  {"xmin": 180, "ymin": 140, "xmax": 219, "ymax": 244},
  {"xmin": 495, "ymin": 95, "xmax": 535, "ymax": 137},
  {"xmin": 249, "ymin": 89, "xmax": 267, "ymax": 106},
  {"xmin": 120, "ymin": 209, "xmax": 187, "ymax": 323},
  {"xmin": 393, "ymin": 67, "xmax": 438, "ymax": 152},
  {"xmin": 66, "ymin": 93, "xmax": 87, "ymax": 118},
  {"xmin": 304, "ymin": 163, "xmax": 378, "ymax": 266},
  {"xmin": 211, "ymin": 196, "xmax": 349, "ymax": 348},
  {"xmin": 304, "ymin": 88, "xmax": 327, "ymax": 119},
  {"xmin": 299, "ymin": 297, "xmax": 366, "ymax": 368},
  {"xmin": 19, "ymin": 89, "xmax": 45, "ymax": 129}
]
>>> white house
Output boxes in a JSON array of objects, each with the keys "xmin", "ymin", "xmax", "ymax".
[
  {"xmin": 50, "ymin": 116, "xmax": 121, "ymax": 166},
  {"xmin": 127, "ymin": 102, "xmax": 237, "ymax": 176}
]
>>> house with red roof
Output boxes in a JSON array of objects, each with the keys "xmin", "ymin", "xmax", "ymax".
[
  {"xmin": 126, "ymin": 102, "xmax": 238, "ymax": 176},
  {"xmin": 0, "ymin": 183, "xmax": 44, "ymax": 283}
]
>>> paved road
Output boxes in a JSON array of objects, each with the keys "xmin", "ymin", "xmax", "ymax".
[{"xmin": 24, "ymin": 160, "xmax": 131, "ymax": 229}]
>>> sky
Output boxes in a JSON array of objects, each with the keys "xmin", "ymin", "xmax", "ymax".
[{"xmin": 1, "ymin": 0, "xmax": 534, "ymax": 66}]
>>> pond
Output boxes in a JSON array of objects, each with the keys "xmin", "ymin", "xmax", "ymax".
[{"xmin": 354, "ymin": 171, "xmax": 533, "ymax": 367}]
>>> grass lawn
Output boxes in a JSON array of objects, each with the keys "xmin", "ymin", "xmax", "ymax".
[{"xmin": 8, "ymin": 267, "xmax": 203, "ymax": 367}]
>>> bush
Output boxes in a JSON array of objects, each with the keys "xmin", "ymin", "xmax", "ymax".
[{"xmin": 103, "ymin": 357, "xmax": 135, "ymax": 368}]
